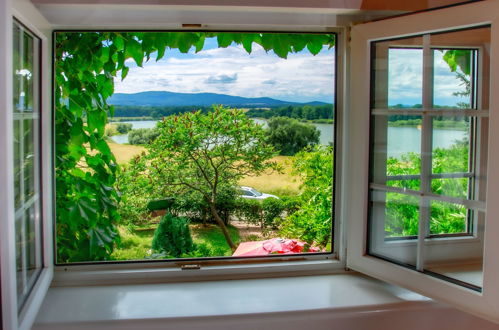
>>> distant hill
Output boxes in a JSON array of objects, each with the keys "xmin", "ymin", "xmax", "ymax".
[{"xmin": 108, "ymin": 91, "xmax": 330, "ymax": 107}]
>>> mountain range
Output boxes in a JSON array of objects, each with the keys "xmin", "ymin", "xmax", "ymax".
[{"xmin": 108, "ymin": 91, "xmax": 329, "ymax": 107}]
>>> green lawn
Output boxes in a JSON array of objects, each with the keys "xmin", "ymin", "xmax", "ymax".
[{"xmin": 111, "ymin": 223, "xmax": 240, "ymax": 260}]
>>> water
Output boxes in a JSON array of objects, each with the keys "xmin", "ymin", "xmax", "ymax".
[
  {"xmin": 110, "ymin": 120, "xmax": 159, "ymax": 144},
  {"xmin": 110, "ymin": 119, "xmax": 466, "ymax": 159}
]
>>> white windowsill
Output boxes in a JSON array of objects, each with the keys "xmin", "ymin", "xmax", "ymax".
[{"xmin": 33, "ymin": 273, "xmax": 429, "ymax": 327}]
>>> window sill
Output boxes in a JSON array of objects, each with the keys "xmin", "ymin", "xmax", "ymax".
[{"xmin": 33, "ymin": 272, "xmax": 499, "ymax": 330}]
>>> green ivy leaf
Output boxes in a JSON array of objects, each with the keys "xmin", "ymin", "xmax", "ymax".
[{"xmin": 126, "ymin": 38, "xmax": 143, "ymax": 67}]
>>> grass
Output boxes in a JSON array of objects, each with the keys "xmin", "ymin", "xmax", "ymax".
[
  {"xmin": 190, "ymin": 223, "xmax": 241, "ymax": 257},
  {"xmin": 239, "ymin": 155, "xmax": 301, "ymax": 196},
  {"xmin": 112, "ymin": 222, "xmax": 240, "ymax": 260}
]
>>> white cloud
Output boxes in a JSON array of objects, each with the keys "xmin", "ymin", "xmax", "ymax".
[{"xmin": 114, "ymin": 43, "xmax": 335, "ymax": 103}]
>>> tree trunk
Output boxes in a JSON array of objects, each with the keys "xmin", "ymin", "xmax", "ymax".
[{"xmin": 208, "ymin": 202, "xmax": 237, "ymax": 252}]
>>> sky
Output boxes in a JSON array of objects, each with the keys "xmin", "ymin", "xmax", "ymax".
[
  {"xmin": 114, "ymin": 36, "xmax": 470, "ymax": 106},
  {"xmin": 113, "ymin": 37, "xmax": 336, "ymax": 104}
]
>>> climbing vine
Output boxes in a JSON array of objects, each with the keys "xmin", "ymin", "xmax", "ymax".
[{"xmin": 54, "ymin": 31, "xmax": 336, "ymax": 262}]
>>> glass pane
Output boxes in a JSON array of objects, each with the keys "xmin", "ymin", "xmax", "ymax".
[
  {"xmin": 430, "ymin": 26, "xmax": 491, "ymax": 110},
  {"xmin": 432, "ymin": 49, "xmax": 474, "ymax": 108},
  {"xmin": 23, "ymin": 118, "xmax": 35, "ymax": 201},
  {"xmin": 13, "ymin": 23, "xmax": 21, "ymax": 112},
  {"xmin": 372, "ymin": 36, "xmax": 423, "ymax": 109},
  {"xmin": 424, "ymin": 206, "xmax": 484, "ymax": 289},
  {"xmin": 371, "ymin": 114, "xmax": 421, "ymax": 188},
  {"xmin": 388, "ymin": 48, "xmax": 423, "ymax": 109},
  {"xmin": 14, "ymin": 119, "xmax": 21, "ymax": 208},
  {"xmin": 431, "ymin": 178, "xmax": 469, "ymax": 199},
  {"xmin": 430, "ymin": 200, "xmax": 468, "ymax": 235},
  {"xmin": 369, "ymin": 190, "xmax": 418, "ymax": 266},
  {"xmin": 12, "ymin": 21, "xmax": 42, "ymax": 311},
  {"xmin": 23, "ymin": 32, "xmax": 34, "ymax": 112},
  {"xmin": 15, "ymin": 216, "xmax": 24, "ymax": 299}
]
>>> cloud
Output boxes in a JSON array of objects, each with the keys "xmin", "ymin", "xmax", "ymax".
[
  {"xmin": 204, "ymin": 73, "xmax": 238, "ymax": 84},
  {"xmin": 114, "ymin": 40, "xmax": 335, "ymax": 103}
]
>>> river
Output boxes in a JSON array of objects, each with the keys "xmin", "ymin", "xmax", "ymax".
[{"xmin": 110, "ymin": 119, "xmax": 467, "ymax": 158}]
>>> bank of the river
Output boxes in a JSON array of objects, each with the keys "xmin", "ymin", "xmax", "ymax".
[{"xmin": 108, "ymin": 118, "xmax": 468, "ymax": 159}]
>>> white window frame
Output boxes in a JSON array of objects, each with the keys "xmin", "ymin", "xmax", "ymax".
[
  {"xmin": 347, "ymin": 1, "xmax": 499, "ymax": 323},
  {"xmin": 1, "ymin": 1, "xmax": 53, "ymax": 330}
]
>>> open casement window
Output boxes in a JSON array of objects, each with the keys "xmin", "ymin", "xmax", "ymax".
[
  {"xmin": 1, "ymin": 2, "xmax": 53, "ymax": 330},
  {"xmin": 347, "ymin": 1, "xmax": 499, "ymax": 323}
]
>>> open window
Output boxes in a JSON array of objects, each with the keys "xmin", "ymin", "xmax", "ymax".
[
  {"xmin": 347, "ymin": 1, "xmax": 499, "ymax": 323},
  {"xmin": 1, "ymin": 3, "xmax": 53, "ymax": 330}
]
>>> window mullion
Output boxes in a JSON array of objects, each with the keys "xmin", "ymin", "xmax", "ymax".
[{"xmin": 417, "ymin": 34, "xmax": 433, "ymax": 271}]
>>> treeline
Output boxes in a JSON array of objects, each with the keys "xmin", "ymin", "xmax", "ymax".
[
  {"xmin": 387, "ymin": 115, "xmax": 469, "ymax": 130},
  {"xmin": 112, "ymin": 105, "xmax": 213, "ymax": 118},
  {"xmin": 245, "ymin": 105, "xmax": 334, "ymax": 121}
]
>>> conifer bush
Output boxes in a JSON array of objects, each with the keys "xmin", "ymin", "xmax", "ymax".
[{"xmin": 151, "ymin": 213, "xmax": 194, "ymax": 257}]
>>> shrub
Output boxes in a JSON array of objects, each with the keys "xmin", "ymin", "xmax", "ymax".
[
  {"xmin": 151, "ymin": 213, "xmax": 194, "ymax": 257},
  {"xmin": 128, "ymin": 128, "xmax": 160, "ymax": 145},
  {"xmin": 115, "ymin": 122, "xmax": 133, "ymax": 134},
  {"xmin": 266, "ymin": 117, "xmax": 320, "ymax": 155},
  {"xmin": 235, "ymin": 197, "xmax": 288, "ymax": 229}
]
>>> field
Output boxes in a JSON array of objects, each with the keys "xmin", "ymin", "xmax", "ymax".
[
  {"xmin": 108, "ymin": 141, "xmax": 146, "ymax": 164},
  {"xmin": 108, "ymin": 141, "xmax": 302, "ymax": 195}
]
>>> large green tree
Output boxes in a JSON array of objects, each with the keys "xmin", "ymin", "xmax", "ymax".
[{"xmin": 138, "ymin": 107, "xmax": 277, "ymax": 251}]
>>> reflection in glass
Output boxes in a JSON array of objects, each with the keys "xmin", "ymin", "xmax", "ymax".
[
  {"xmin": 430, "ymin": 200, "xmax": 468, "ymax": 235},
  {"xmin": 433, "ymin": 49, "xmax": 474, "ymax": 108},
  {"xmin": 369, "ymin": 25, "xmax": 490, "ymax": 290},
  {"xmin": 12, "ymin": 20, "xmax": 42, "ymax": 311},
  {"xmin": 388, "ymin": 48, "xmax": 423, "ymax": 108},
  {"xmin": 369, "ymin": 190, "xmax": 418, "ymax": 267}
]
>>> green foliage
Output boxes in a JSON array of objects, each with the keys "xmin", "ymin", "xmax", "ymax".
[
  {"xmin": 279, "ymin": 146, "xmax": 333, "ymax": 248},
  {"xmin": 266, "ymin": 117, "xmax": 320, "ymax": 155},
  {"xmin": 128, "ymin": 128, "xmax": 160, "ymax": 145},
  {"xmin": 385, "ymin": 139, "xmax": 469, "ymax": 236},
  {"xmin": 115, "ymin": 122, "xmax": 133, "ymax": 134},
  {"xmin": 55, "ymin": 31, "xmax": 334, "ymax": 262},
  {"xmin": 112, "ymin": 105, "xmax": 212, "ymax": 118},
  {"xmin": 235, "ymin": 197, "xmax": 288, "ymax": 229},
  {"xmin": 245, "ymin": 105, "xmax": 333, "ymax": 121},
  {"xmin": 151, "ymin": 214, "xmax": 194, "ymax": 257}
]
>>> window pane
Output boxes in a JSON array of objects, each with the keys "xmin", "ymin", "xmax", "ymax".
[
  {"xmin": 425, "ymin": 205, "xmax": 484, "ymax": 289},
  {"xmin": 432, "ymin": 49, "xmax": 474, "ymax": 108},
  {"xmin": 372, "ymin": 36, "xmax": 423, "ymax": 109},
  {"xmin": 54, "ymin": 31, "xmax": 336, "ymax": 263},
  {"xmin": 430, "ymin": 200, "xmax": 468, "ymax": 235},
  {"xmin": 14, "ymin": 119, "xmax": 21, "ymax": 208},
  {"xmin": 23, "ymin": 118, "xmax": 35, "ymax": 201},
  {"xmin": 371, "ymin": 114, "xmax": 421, "ymax": 188},
  {"xmin": 12, "ymin": 21, "xmax": 42, "ymax": 311},
  {"xmin": 369, "ymin": 189, "xmax": 418, "ymax": 267},
  {"xmin": 388, "ymin": 48, "xmax": 423, "ymax": 109}
]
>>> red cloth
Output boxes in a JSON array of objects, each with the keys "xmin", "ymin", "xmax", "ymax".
[{"xmin": 233, "ymin": 238, "xmax": 320, "ymax": 256}]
